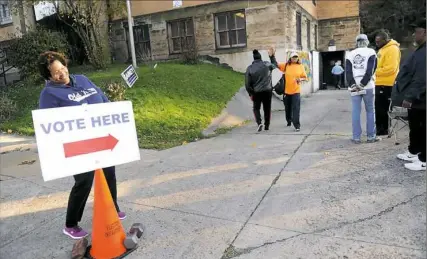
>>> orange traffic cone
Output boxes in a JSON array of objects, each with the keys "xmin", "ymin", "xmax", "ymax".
[{"xmin": 89, "ymin": 169, "xmax": 127, "ymax": 259}]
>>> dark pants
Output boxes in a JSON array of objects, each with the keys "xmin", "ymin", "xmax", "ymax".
[
  {"xmin": 408, "ymin": 108, "xmax": 426, "ymax": 162},
  {"xmin": 284, "ymin": 93, "xmax": 301, "ymax": 129},
  {"xmin": 65, "ymin": 166, "xmax": 120, "ymax": 228},
  {"xmin": 334, "ymin": 75, "xmax": 341, "ymax": 88},
  {"xmin": 252, "ymin": 91, "xmax": 272, "ymax": 127},
  {"xmin": 375, "ymin": 86, "xmax": 392, "ymax": 135}
]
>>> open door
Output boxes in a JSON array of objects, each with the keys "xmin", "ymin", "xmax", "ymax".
[{"xmin": 312, "ymin": 51, "xmax": 320, "ymax": 92}]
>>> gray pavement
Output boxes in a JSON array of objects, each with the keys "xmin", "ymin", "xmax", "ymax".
[{"xmin": 0, "ymin": 90, "xmax": 425, "ymax": 259}]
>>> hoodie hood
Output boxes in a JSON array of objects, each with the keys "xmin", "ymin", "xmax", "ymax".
[{"xmin": 382, "ymin": 39, "xmax": 400, "ymax": 49}]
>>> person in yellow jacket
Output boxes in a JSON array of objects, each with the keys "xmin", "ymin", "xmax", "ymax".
[
  {"xmin": 375, "ymin": 30, "xmax": 401, "ymax": 135},
  {"xmin": 268, "ymin": 48, "xmax": 307, "ymax": 131}
]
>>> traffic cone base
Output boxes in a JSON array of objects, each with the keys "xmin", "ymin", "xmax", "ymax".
[
  {"xmin": 89, "ymin": 169, "xmax": 127, "ymax": 259},
  {"xmin": 85, "ymin": 245, "xmax": 139, "ymax": 259}
]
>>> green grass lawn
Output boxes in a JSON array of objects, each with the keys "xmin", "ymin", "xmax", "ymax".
[{"xmin": 1, "ymin": 63, "xmax": 243, "ymax": 149}]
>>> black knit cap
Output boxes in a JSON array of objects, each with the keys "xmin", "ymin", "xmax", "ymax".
[
  {"xmin": 411, "ymin": 18, "xmax": 426, "ymax": 29},
  {"xmin": 253, "ymin": 49, "xmax": 261, "ymax": 60}
]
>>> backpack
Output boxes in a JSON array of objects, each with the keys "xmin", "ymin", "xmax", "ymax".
[{"xmin": 273, "ymin": 64, "xmax": 287, "ymax": 95}]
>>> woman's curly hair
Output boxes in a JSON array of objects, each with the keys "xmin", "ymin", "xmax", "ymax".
[{"xmin": 38, "ymin": 51, "xmax": 68, "ymax": 80}]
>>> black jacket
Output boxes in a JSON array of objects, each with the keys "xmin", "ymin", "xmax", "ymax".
[
  {"xmin": 245, "ymin": 59, "xmax": 274, "ymax": 95},
  {"xmin": 392, "ymin": 42, "xmax": 426, "ymax": 110}
]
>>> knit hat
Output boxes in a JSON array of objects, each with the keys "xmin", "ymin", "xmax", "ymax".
[
  {"xmin": 410, "ymin": 18, "xmax": 426, "ymax": 29},
  {"xmin": 253, "ymin": 49, "xmax": 261, "ymax": 60}
]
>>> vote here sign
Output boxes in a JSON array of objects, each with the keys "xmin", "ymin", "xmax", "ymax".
[{"xmin": 32, "ymin": 101, "xmax": 140, "ymax": 181}]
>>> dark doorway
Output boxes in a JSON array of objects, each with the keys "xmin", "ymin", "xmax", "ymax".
[
  {"xmin": 320, "ymin": 51, "xmax": 346, "ymax": 90},
  {"xmin": 125, "ymin": 24, "xmax": 152, "ymax": 62}
]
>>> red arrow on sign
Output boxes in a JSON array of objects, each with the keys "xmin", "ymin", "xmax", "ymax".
[{"xmin": 63, "ymin": 134, "xmax": 119, "ymax": 158}]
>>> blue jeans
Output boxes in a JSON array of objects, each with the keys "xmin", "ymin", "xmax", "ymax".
[{"xmin": 351, "ymin": 88, "xmax": 376, "ymax": 140}]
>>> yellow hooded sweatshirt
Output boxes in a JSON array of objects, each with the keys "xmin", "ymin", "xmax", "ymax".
[{"xmin": 375, "ymin": 39, "xmax": 401, "ymax": 86}]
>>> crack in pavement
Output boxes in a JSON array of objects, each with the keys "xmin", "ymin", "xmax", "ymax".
[
  {"xmin": 313, "ymin": 192, "xmax": 427, "ymax": 235},
  {"xmin": 222, "ymin": 192, "xmax": 426, "ymax": 258},
  {"xmin": 220, "ymin": 107, "xmax": 333, "ymax": 259}
]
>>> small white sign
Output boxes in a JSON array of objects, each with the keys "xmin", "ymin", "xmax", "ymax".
[
  {"xmin": 32, "ymin": 101, "xmax": 140, "ymax": 181},
  {"xmin": 173, "ymin": 0, "xmax": 182, "ymax": 8},
  {"xmin": 328, "ymin": 46, "xmax": 337, "ymax": 52},
  {"xmin": 121, "ymin": 65, "xmax": 138, "ymax": 88}
]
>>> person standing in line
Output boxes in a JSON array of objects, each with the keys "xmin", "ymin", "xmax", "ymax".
[
  {"xmin": 331, "ymin": 60, "xmax": 344, "ymax": 89},
  {"xmin": 393, "ymin": 19, "xmax": 426, "ymax": 171},
  {"xmin": 245, "ymin": 49, "xmax": 275, "ymax": 132},
  {"xmin": 345, "ymin": 34, "xmax": 380, "ymax": 144},
  {"xmin": 374, "ymin": 30, "xmax": 401, "ymax": 136},
  {"xmin": 37, "ymin": 51, "xmax": 126, "ymax": 239},
  {"xmin": 269, "ymin": 50, "xmax": 307, "ymax": 132}
]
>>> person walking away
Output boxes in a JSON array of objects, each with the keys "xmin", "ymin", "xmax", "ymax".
[
  {"xmin": 345, "ymin": 34, "xmax": 380, "ymax": 144},
  {"xmin": 268, "ymin": 50, "xmax": 307, "ymax": 131},
  {"xmin": 392, "ymin": 19, "xmax": 426, "ymax": 171},
  {"xmin": 374, "ymin": 30, "xmax": 401, "ymax": 136},
  {"xmin": 331, "ymin": 61, "xmax": 344, "ymax": 89},
  {"xmin": 245, "ymin": 49, "xmax": 275, "ymax": 132},
  {"xmin": 37, "ymin": 51, "xmax": 126, "ymax": 239}
]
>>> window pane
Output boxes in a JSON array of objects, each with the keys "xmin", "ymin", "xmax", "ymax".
[
  {"xmin": 184, "ymin": 36, "xmax": 195, "ymax": 49},
  {"xmin": 217, "ymin": 15, "xmax": 227, "ymax": 31},
  {"xmin": 172, "ymin": 38, "xmax": 181, "ymax": 52},
  {"xmin": 235, "ymin": 12, "xmax": 245, "ymax": 29},
  {"xmin": 230, "ymin": 31, "xmax": 237, "ymax": 46},
  {"xmin": 186, "ymin": 20, "xmax": 194, "ymax": 36},
  {"xmin": 219, "ymin": 31, "xmax": 229, "ymax": 46},
  {"xmin": 237, "ymin": 29, "xmax": 246, "ymax": 45},
  {"xmin": 143, "ymin": 25, "xmax": 150, "ymax": 41},
  {"xmin": 171, "ymin": 22, "xmax": 179, "ymax": 37},
  {"xmin": 228, "ymin": 14, "xmax": 236, "ymax": 30},
  {"xmin": 178, "ymin": 21, "xmax": 185, "ymax": 37}
]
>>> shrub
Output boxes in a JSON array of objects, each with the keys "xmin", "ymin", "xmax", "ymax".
[
  {"xmin": 0, "ymin": 92, "xmax": 18, "ymax": 123},
  {"xmin": 7, "ymin": 26, "xmax": 69, "ymax": 79},
  {"xmin": 101, "ymin": 80, "xmax": 127, "ymax": 102},
  {"xmin": 181, "ymin": 39, "xmax": 199, "ymax": 65}
]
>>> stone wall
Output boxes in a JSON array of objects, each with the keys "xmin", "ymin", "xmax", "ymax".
[
  {"xmin": 110, "ymin": 0, "xmax": 319, "ymax": 68},
  {"xmin": 318, "ymin": 16, "xmax": 360, "ymax": 51},
  {"xmin": 316, "ymin": 1, "xmax": 359, "ymax": 20}
]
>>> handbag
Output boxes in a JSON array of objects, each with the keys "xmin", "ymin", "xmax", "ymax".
[{"xmin": 273, "ymin": 64, "xmax": 287, "ymax": 95}]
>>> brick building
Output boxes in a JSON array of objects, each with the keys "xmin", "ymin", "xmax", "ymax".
[{"xmin": 111, "ymin": 0, "xmax": 361, "ymax": 94}]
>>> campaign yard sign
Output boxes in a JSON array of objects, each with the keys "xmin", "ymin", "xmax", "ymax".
[
  {"xmin": 121, "ymin": 65, "xmax": 138, "ymax": 88},
  {"xmin": 32, "ymin": 101, "xmax": 140, "ymax": 181}
]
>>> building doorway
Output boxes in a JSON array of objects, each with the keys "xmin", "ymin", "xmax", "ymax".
[
  {"xmin": 125, "ymin": 24, "xmax": 152, "ymax": 62},
  {"xmin": 319, "ymin": 50, "xmax": 346, "ymax": 90}
]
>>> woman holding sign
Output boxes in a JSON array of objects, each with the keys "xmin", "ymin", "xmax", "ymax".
[{"xmin": 37, "ymin": 51, "xmax": 126, "ymax": 239}]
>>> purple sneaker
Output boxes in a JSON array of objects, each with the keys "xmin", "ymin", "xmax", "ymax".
[
  {"xmin": 63, "ymin": 226, "xmax": 88, "ymax": 239},
  {"xmin": 118, "ymin": 211, "xmax": 126, "ymax": 220}
]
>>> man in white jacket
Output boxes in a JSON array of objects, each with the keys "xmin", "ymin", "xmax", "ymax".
[{"xmin": 345, "ymin": 34, "xmax": 380, "ymax": 143}]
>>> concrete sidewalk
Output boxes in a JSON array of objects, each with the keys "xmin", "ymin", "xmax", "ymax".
[{"xmin": 0, "ymin": 90, "xmax": 425, "ymax": 259}]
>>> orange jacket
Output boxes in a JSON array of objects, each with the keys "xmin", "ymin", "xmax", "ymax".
[{"xmin": 277, "ymin": 63, "xmax": 307, "ymax": 95}]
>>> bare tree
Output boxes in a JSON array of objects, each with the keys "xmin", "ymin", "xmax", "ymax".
[{"xmin": 12, "ymin": 0, "xmax": 126, "ymax": 69}]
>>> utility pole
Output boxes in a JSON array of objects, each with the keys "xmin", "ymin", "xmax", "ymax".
[{"xmin": 126, "ymin": 0, "xmax": 137, "ymax": 68}]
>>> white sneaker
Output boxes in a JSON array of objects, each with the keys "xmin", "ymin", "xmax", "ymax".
[
  {"xmin": 397, "ymin": 151, "xmax": 419, "ymax": 162},
  {"xmin": 404, "ymin": 159, "xmax": 426, "ymax": 171}
]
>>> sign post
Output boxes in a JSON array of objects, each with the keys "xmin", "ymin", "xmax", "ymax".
[
  {"xmin": 126, "ymin": 0, "xmax": 137, "ymax": 68},
  {"xmin": 32, "ymin": 101, "xmax": 140, "ymax": 181}
]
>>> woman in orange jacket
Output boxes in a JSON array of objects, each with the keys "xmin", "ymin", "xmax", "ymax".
[{"xmin": 269, "ymin": 48, "xmax": 307, "ymax": 131}]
